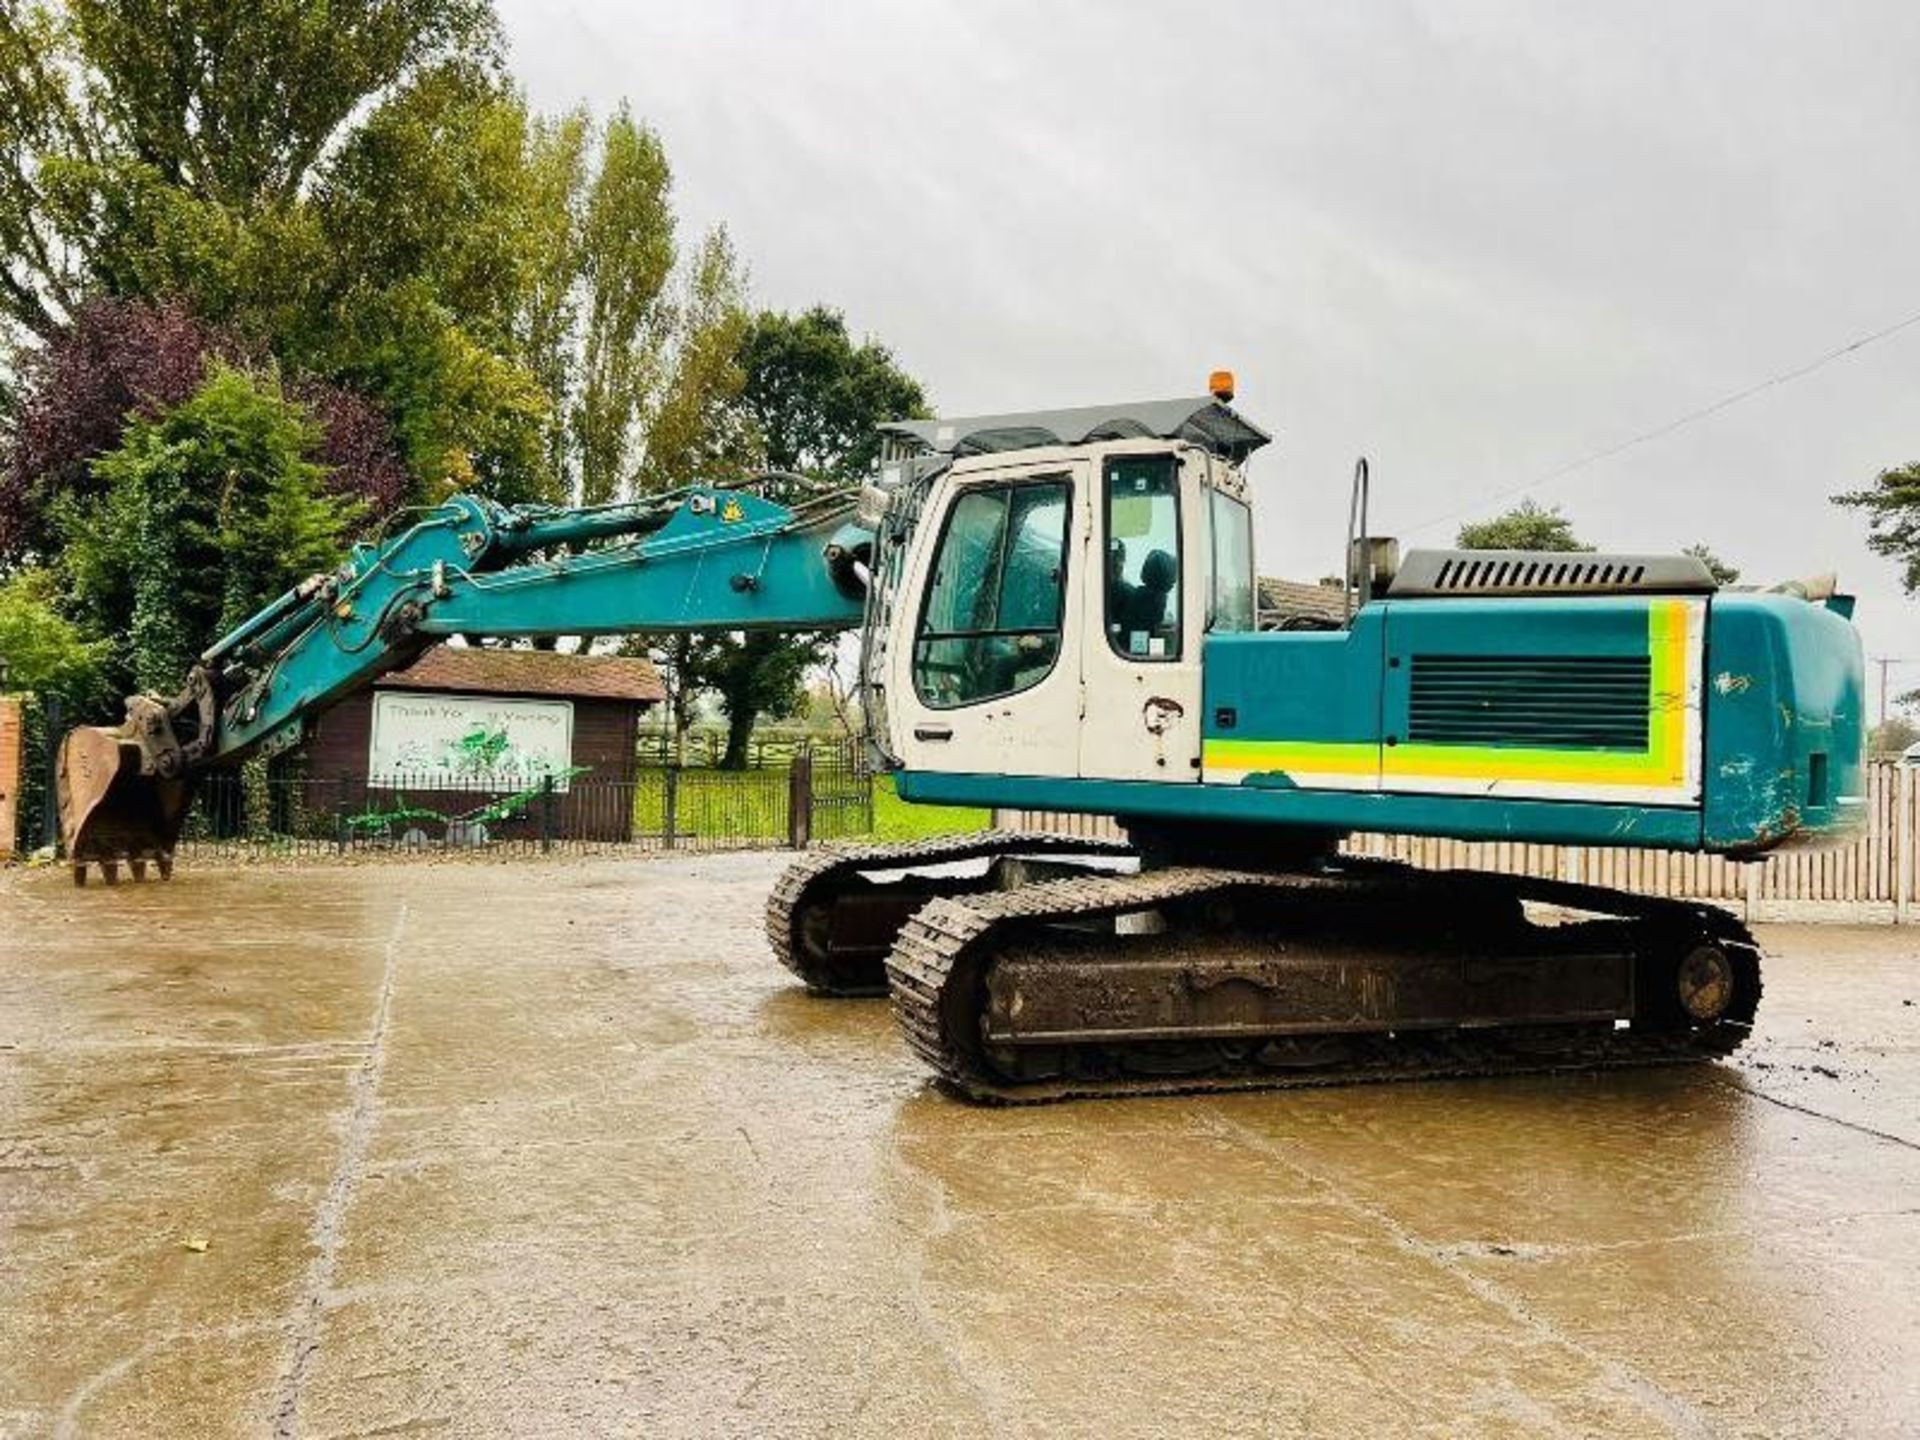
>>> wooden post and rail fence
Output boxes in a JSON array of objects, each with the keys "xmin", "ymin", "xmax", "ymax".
[{"xmin": 995, "ymin": 760, "xmax": 1920, "ymax": 924}]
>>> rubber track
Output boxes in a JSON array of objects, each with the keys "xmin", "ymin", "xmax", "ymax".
[
  {"xmin": 763, "ymin": 831, "xmax": 1134, "ymax": 993},
  {"xmin": 885, "ymin": 862, "xmax": 1763, "ymax": 1103}
]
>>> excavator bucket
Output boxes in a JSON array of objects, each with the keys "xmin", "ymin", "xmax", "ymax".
[{"xmin": 55, "ymin": 725, "xmax": 192, "ymax": 885}]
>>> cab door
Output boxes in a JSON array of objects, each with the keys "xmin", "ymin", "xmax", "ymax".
[
  {"xmin": 886, "ymin": 461, "xmax": 1087, "ymax": 780},
  {"xmin": 1078, "ymin": 448, "xmax": 1205, "ymax": 782}
]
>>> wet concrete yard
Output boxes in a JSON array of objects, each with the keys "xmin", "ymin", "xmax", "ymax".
[{"xmin": 2, "ymin": 854, "xmax": 1917, "ymax": 1437}]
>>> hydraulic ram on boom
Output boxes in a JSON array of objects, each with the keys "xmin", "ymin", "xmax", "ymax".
[{"xmin": 56, "ymin": 386, "xmax": 1869, "ymax": 1103}]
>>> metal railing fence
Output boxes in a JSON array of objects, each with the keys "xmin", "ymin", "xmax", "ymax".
[{"xmin": 168, "ymin": 748, "xmax": 873, "ymax": 862}]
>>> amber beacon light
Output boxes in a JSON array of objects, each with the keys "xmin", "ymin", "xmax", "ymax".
[{"xmin": 1208, "ymin": 369, "xmax": 1236, "ymax": 403}]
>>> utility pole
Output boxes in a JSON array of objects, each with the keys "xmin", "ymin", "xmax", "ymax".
[{"xmin": 1875, "ymin": 657, "xmax": 1916, "ymax": 731}]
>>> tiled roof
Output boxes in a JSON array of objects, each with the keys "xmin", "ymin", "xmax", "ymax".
[
  {"xmin": 375, "ymin": 644, "xmax": 666, "ymax": 703},
  {"xmin": 1258, "ymin": 576, "xmax": 1349, "ymax": 626}
]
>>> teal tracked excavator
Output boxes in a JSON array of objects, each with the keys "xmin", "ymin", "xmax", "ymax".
[{"xmin": 57, "ymin": 382, "xmax": 1867, "ymax": 1100}]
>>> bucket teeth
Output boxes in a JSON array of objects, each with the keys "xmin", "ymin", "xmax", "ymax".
[{"xmin": 55, "ymin": 725, "xmax": 192, "ymax": 884}]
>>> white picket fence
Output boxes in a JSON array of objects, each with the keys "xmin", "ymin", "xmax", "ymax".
[{"xmin": 994, "ymin": 761, "xmax": 1919, "ymax": 924}]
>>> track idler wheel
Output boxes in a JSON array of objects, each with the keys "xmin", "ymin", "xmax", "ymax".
[
  {"xmin": 1675, "ymin": 945, "xmax": 1737, "ymax": 1023},
  {"xmin": 1632, "ymin": 924, "xmax": 1761, "ymax": 1054}
]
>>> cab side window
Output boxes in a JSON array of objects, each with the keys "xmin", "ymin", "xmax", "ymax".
[
  {"xmin": 1206, "ymin": 488, "xmax": 1255, "ymax": 633},
  {"xmin": 913, "ymin": 479, "xmax": 1071, "ymax": 709},
  {"xmin": 1105, "ymin": 456, "xmax": 1182, "ymax": 660}
]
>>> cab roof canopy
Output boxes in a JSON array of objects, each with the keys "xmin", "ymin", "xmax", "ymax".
[{"xmin": 879, "ymin": 396, "xmax": 1271, "ymax": 464}]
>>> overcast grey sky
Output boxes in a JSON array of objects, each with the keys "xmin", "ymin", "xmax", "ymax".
[{"xmin": 499, "ymin": 0, "xmax": 1920, "ymax": 709}]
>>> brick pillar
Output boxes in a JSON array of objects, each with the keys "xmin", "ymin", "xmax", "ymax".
[{"xmin": 0, "ymin": 695, "xmax": 22, "ymax": 861}]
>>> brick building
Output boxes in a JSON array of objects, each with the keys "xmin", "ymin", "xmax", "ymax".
[{"xmin": 294, "ymin": 645, "xmax": 665, "ymax": 842}]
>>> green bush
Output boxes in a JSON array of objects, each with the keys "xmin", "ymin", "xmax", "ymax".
[
  {"xmin": 0, "ymin": 569, "xmax": 112, "ymax": 850},
  {"xmin": 59, "ymin": 364, "xmax": 362, "ymax": 694}
]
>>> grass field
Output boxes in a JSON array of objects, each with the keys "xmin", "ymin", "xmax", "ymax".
[
  {"xmin": 630, "ymin": 769, "xmax": 786, "ymax": 842},
  {"xmin": 624, "ymin": 769, "xmax": 990, "ymax": 846},
  {"xmin": 870, "ymin": 774, "xmax": 991, "ymax": 841}
]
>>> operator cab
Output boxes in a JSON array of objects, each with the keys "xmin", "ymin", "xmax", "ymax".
[{"xmin": 871, "ymin": 384, "xmax": 1266, "ymax": 789}]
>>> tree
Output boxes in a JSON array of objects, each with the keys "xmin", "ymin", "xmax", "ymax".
[
  {"xmin": 315, "ymin": 274, "xmax": 554, "ymax": 504},
  {"xmin": 570, "ymin": 106, "xmax": 676, "ymax": 505},
  {"xmin": 295, "ymin": 64, "xmax": 558, "ymax": 504},
  {"xmin": 0, "ymin": 564, "xmax": 105, "ymax": 697},
  {"xmin": 1, "ymin": 295, "xmax": 216, "ymax": 558},
  {"xmin": 3, "ymin": 4, "xmax": 767, "ymax": 721},
  {"xmin": 58, "ymin": 363, "xmax": 361, "ymax": 692},
  {"xmin": 0, "ymin": 563, "xmax": 112, "ymax": 850},
  {"xmin": 305, "ymin": 67, "xmax": 602, "ymax": 505},
  {"xmin": 294, "ymin": 381, "xmax": 410, "ymax": 517},
  {"xmin": 706, "ymin": 630, "xmax": 836, "ymax": 768},
  {"xmin": 736, "ymin": 307, "xmax": 927, "ymax": 481},
  {"xmin": 634, "ymin": 228, "xmax": 756, "ymax": 492},
  {"xmin": 2, "ymin": 295, "xmax": 405, "ymax": 562},
  {"xmin": 1871, "ymin": 688, "xmax": 1920, "ymax": 757},
  {"xmin": 644, "ymin": 632, "xmax": 710, "ymax": 765},
  {"xmin": 1456, "ymin": 499, "xmax": 1592, "ymax": 552},
  {"xmin": 0, "ymin": 0, "xmax": 498, "ymax": 346},
  {"xmin": 1835, "ymin": 461, "xmax": 1920, "ymax": 594},
  {"xmin": 307, "ymin": 85, "xmax": 742, "ymax": 508},
  {"xmin": 0, "ymin": 6, "xmax": 568, "ymax": 508},
  {"xmin": 809, "ymin": 659, "xmax": 862, "ymax": 741},
  {"xmin": 4, "ymin": 2, "xmax": 755, "ymax": 514},
  {"xmin": 1871, "ymin": 714, "xmax": 1918, "ymax": 758},
  {"xmin": 644, "ymin": 306, "xmax": 928, "ymax": 768},
  {"xmin": 1683, "ymin": 543, "xmax": 1740, "ymax": 586}
]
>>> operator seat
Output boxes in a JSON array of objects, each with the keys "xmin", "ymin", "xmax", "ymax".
[{"xmin": 1110, "ymin": 548, "xmax": 1178, "ymax": 654}]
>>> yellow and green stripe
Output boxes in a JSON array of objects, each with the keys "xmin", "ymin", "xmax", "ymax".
[{"xmin": 1202, "ymin": 599, "xmax": 1696, "ymax": 794}]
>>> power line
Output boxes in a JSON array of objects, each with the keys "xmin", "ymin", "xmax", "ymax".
[{"xmin": 1403, "ymin": 304, "xmax": 1920, "ymax": 538}]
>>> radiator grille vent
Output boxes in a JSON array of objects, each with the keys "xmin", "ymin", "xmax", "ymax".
[
  {"xmin": 1432, "ymin": 556, "xmax": 1645, "ymax": 591},
  {"xmin": 1386, "ymin": 549, "xmax": 1716, "ymax": 597},
  {"xmin": 1407, "ymin": 654, "xmax": 1650, "ymax": 749}
]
